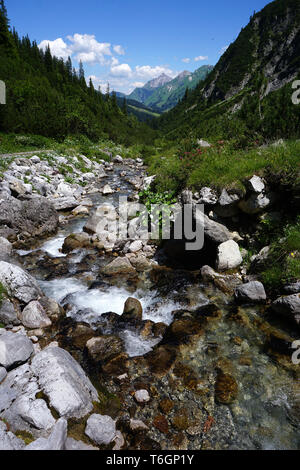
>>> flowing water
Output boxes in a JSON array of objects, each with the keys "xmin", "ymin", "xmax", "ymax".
[{"xmin": 16, "ymin": 165, "xmax": 300, "ymax": 450}]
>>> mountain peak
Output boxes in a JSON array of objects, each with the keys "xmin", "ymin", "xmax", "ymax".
[
  {"xmin": 177, "ymin": 71, "xmax": 192, "ymax": 80},
  {"xmin": 146, "ymin": 73, "xmax": 173, "ymax": 89}
]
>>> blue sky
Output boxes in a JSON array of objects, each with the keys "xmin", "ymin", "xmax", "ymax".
[{"xmin": 7, "ymin": 0, "xmax": 271, "ymax": 94}]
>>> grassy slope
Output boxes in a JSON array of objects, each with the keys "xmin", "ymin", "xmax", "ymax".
[{"xmin": 145, "ymin": 139, "xmax": 300, "ymax": 193}]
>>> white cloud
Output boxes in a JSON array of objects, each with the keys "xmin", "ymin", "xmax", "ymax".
[
  {"xmin": 111, "ymin": 57, "xmax": 119, "ymax": 66},
  {"xmin": 113, "ymin": 45, "xmax": 125, "ymax": 55},
  {"xmin": 67, "ymin": 34, "xmax": 112, "ymax": 64},
  {"xmin": 132, "ymin": 81, "xmax": 145, "ymax": 88},
  {"xmin": 110, "ymin": 63, "xmax": 132, "ymax": 77},
  {"xmin": 39, "ymin": 38, "xmax": 72, "ymax": 60},
  {"xmin": 105, "ymin": 65, "xmax": 177, "ymax": 93},
  {"xmin": 89, "ymin": 64, "xmax": 178, "ymax": 94},
  {"xmin": 182, "ymin": 58, "xmax": 191, "ymax": 63},
  {"xmin": 135, "ymin": 65, "xmax": 176, "ymax": 80},
  {"xmin": 40, "ymin": 34, "xmax": 114, "ymax": 65},
  {"xmin": 194, "ymin": 55, "xmax": 208, "ymax": 62}
]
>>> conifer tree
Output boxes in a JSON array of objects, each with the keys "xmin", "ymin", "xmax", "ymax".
[
  {"xmin": 105, "ymin": 83, "xmax": 110, "ymax": 101},
  {"xmin": 66, "ymin": 56, "xmax": 72, "ymax": 78},
  {"xmin": 122, "ymin": 97, "xmax": 128, "ymax": 115},
  {"xmin": 111, "ymin": 91, "xmax": 118, "ymax": 111},
  {"xmin": 44, "ymin": 44, "xmax": 53, "ymax": 72},
  {"xmin": 89, "ymin": 77, "xmax": 95, "ymax": 96},
  {"xmin": 0, "ymin": 0, "xmax": 14, "ymax": 52},
  {"xmin": 79, "ymin": 60, "xmax": 86, "ymax": 87}
]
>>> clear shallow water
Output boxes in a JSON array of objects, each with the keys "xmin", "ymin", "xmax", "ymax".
[
  {"xmin": 17, "ymin": 217, "xmax": 88, "ymax": 258},
  {"xmin": 19, "ymin": 177, "xmax": 300, "ymax": 449},
  {"xmin": 180, "ymin": 303, "xmax": 300, "ymax": 450}
]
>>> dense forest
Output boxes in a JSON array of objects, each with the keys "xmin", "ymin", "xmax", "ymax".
[{"xmin": 0, "ymin": 1, "xmax": 156, "ymax": 145}]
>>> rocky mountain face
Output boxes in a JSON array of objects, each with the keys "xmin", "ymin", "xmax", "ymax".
[
  {"xmin": 145, "ymin": 73, "xmax": 173, "ymax": 89},
  {"xmin": 146, "ymin": 65, "xmax": 213, "ymax": 112},
  {"xmin": 202, "ymin": 0, "xmax": 300, "ymax": 102},
  {"xmin": 158, "ymin": 0, "xmax": 300, "ymax": 140},
  {"xmin": 129, "ymin": 73, "xmax": 173, "ymax": 103},
  {"xmin": 129, "ymin": 66, "xmax": 213, "ymax": 112}
]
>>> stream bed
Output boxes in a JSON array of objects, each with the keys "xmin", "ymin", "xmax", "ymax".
[{"xmin": 15, "ymin": 166, "xmax": 300, "ymax": 450}]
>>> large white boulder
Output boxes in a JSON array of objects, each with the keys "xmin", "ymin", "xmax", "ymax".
[
  {"xmin": 246, "ymin": 175, "xmax": 265, "ymax": 193},
  {"xmin": 216, "ymin": 240, "xmax": 243, "ymax": 271},
  {"xmin": 20, "ymin": 301, "xmax": 52, "ymax": 329},
  {"xmin": 31, "ymin": 346, "xmax": 99, "ymax": 419},
  {"xmin": 235, "ymin": 281, "xmax": 267, "ymax": 303},
  {"xmin": 272, "ymin": 294, "xmax": 300, "ymax": 324},
  {"xmin": 25, "ymin": 418, "xmax": 67, "ymax": 451},
  {"xmin": 0, "ymin": 366, "xmax": 7, "ymax": 383},
  {"xmin": 0, "ymin": 330, "xmax": 34, "ymax": 369},
  {"xmin": 0, "ymin": 237, "xmax": 12, "ymax": 260},
  {"xmin": 102, "ymin": 184, "xmax": 114, "ymax": 195},
  {"xmin": 85, "ymin": 414, "xmax": 116, "ymax": 446},
  {"xmin": 0, "ymin": 300, "xmax": 21, "ymax": 326},
  {"xmin": 49, "ymin": 196, "xmax": 78, "ymax": 211},
  {"xmin": 0, "ymin": 421, "xmax": 25, "ymax": 450},
  {"xmin": 0, "ymin": 261, "xmax": 43, "ymax": 304}
]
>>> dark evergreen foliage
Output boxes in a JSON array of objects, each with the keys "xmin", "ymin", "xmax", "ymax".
[{"xmin": 0, "ymin": 1, "xmax": 156, "ymax": 145}]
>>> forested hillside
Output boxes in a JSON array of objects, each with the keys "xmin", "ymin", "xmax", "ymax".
[
  {"xmin": 0, "ymin": 1, "xmax": 156, "ymax": 145},
  {"xmin": 157, "ymin": 0, "xmax": 300, "ymax": 143}
]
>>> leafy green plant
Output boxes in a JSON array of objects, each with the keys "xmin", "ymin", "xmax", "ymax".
[
  {"xmin": 139, "ymin": 188, "xmax": 177, "ymax": 239},
  {"xmin": 261, "ymin": 217, "xmax": 300, "ymax": 292},
  {"xmin": 0, "ymin": 282, "xmax": 7, "ymax": 306}
]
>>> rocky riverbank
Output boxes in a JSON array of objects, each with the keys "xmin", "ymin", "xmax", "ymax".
[{"xmin": 0, "ymin": 149, "xmax": 299, "ymax": 450}]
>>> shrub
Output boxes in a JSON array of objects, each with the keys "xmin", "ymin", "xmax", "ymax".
[{"xmin": 261, "ymin": 217, "xmax": 300, "ymax": 292}]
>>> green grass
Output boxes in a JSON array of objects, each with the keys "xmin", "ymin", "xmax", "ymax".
[
  {"xmin": 0, "ymin": 133, "xmax": 55, "ymax": 154},
  {"xmin": 128, "ymin": 105, "xmax": 160, "ymax": 118},
  {"xmin": 147, "ymin": 139, "xmax": 300, "ymax": 193},
  {"xmin": 261, "ymin": 218, "xmax": 300, "ymax": 292},
  {"xmin": 0, "ymin": 282, "xmax": 7, "ymax": 307}
]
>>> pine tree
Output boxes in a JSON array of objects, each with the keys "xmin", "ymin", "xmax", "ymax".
[
  {"xmin": 0, "ymin": 0, "xmax": 14, "ymax": 53},
  {"xmin": 89, "ymin": 77, "xmax": 95, "ymax": 95},
  {"xmin": 78, "ymin": 60, "xmax": 86, "ymax": 87},
  {"xmin": 105, "ymin": 83, "xmax": 110, "ymax": 102},
  {"xmin": 66, "ymin": 56, "xmax": 72, "ymax": 78},
  {"xmin": 72, "ymin": 67, "xmax": 78, "ymax": 82},
  {"xmin": 122, "ymin": 97, "xmax": 128, "ymax": 115},
  {"xmin": 44, "ymin": 44, "xmax": 53, "ymax": 72},
  {"xmin": 111, "ymin": 91, "xmax": 118, "ymax": 111}
]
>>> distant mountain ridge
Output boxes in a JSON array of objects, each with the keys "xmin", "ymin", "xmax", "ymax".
[
  {"xmin": 145, "ymin": 73, "xmax": 173, "ymax": 89},
  {"xmin": 146, "ymin": 66, "xmax": 213, "ymax": 112},
  {"xmin": 128, "ymin": 73, "xmax": 172, "ymax": 104},
  {"xmin": 128, "ymin": 66, "xmax": 213, "ymax": 112}
]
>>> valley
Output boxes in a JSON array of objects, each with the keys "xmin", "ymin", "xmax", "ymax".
[{"xmin": 0, "ymin": 0, "xmax": 299, "ymax": 453}]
